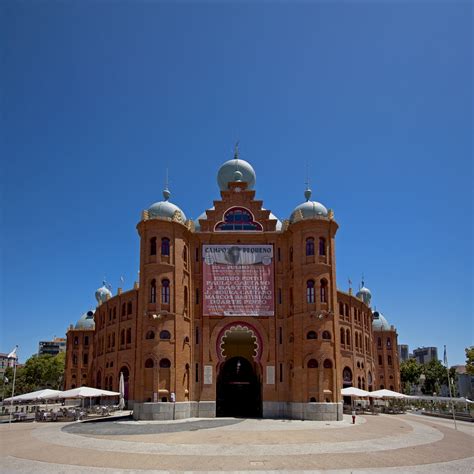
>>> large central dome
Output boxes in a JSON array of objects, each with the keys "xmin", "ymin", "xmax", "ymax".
[{"xmin": 217, "ymin": 157, "xmax": 256, "ymax": 191}]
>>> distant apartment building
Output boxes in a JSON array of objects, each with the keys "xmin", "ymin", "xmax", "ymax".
[
  {"xmin": 398, "ymin": 344, "xmax": 409, "ymax": 362},
  {"xmin": 413, "ymin": 346, "xmax": 438, "ymax": 365},
  {"xmin": 38, "ymin": 337, "xmax": 67, "ymax": 357}
]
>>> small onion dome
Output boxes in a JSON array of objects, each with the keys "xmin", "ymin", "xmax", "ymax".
[
  {"xmin": 148, "ymin": 188, "xmax": 187, "ymax": 221},
  {"xmin": 356, "ymin": 285, "xmax": 372, "ymax": 306},
  {"xmin": 95, "ymin": 283, "xmax": 112, "ymax": 304},
  {"xmin": 75, "ymin": 310, "xmax": 96, "ymax": 330},
  {"xmin": 290, "ymin": 188, "xmax": 328, "ymax": 222},
  {"xmin": 372, "ymin": 311, "xmax": 390, "ymax": 331},
  {"xmin": 217, "ymin": 157, "xmax": 256, "ymax": 191}
]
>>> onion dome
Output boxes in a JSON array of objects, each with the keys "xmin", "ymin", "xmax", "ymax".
[
  {"xmin": 148, "ymin": 188, "xmax": 187, "ymax": 221},
  {"xmin": 290, "ymin": 187, "xmax": 328, "ymax": 222},
  {"xmin": 372, "ymin": 311, "xmax": 390, "ymax": 331},
  {"xmin": 95, "ymin": 282, "xmax": 112, "ymax": 304},
  {"xmin": 217, "ymin": 145, "xmax": 256, "ymax": 191},
  {"xmin": 75, "ymin": 310, "xmax": 96, "ymax": 330},
  {"xmin": 356, "ymin": 283, "xmax": 372, "ymax": 306}
]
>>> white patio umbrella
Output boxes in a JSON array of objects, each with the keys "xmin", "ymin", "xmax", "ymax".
[
  {"xmin": 369, "ymin": 389, "xmax": 409, "ymax": 399},
  {"xmin": 4, "ymin": 389, "xmax": 63, "ymax": 403},
  {"xmin": 57, "ymin": 387, "xmax": 120, "ymax": 399},
  {"xmin": 341, "ymin": 387, "xmax": 371, "ymax": 397},
  {"xmin": 118, "ymin": 372, "xmax": 125, "ymax": 410}
]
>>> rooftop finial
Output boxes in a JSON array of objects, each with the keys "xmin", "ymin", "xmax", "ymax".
[
  {"xmin": 304, "ymin": 163, "xmax": 312, "ymax": 201},
  {"xmin": 361, "ymin": 273, "xmax": 365, "ymax": 288},
  {"xmin": 163, "ymin": 168, "xmax": 171, "ymax": 201},
  {"xmin": 234, "ymin": 141, "xmax": 240, "ymax": 160}
]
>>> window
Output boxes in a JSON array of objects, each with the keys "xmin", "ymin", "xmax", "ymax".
[
  {"xmin": 215, "ymin": 207, "xmax": 263, "ymax": 231},
  {"xmin": 289, "ymin": 247, "xmax": 293, "ymax": 263},
  {"xmin": 387, "ymin": 337, "xmax": 392, "ymax": 348},
  {"xmin": 113, "ymin": 307, "xmax": 116, "ymax": 319},
  {"xmin": 279, "ymin": 363, "xmax": 283, "ymax": 383},
  {"xmin": 127, "ymin": 302, "xmax": 132, "ymax": 315},
  {"xmin": 84, "ymin": 336, "xmax": 89, "ymax": 346},
  {"xmin": 150, "ymin": 279, "xmax": 156, "ymax": 303},
  {"xmin": 322, "ymin": 331, "xmax": 331, "ymax": 340},
  {"xmin": 183, "ymin": 245, "xmax": 188, "ymax": 265},
  {"xmin": 377, "ymin": 337, "xmax": 382, "ymax": 348},
  {"xmin": 121, "ymin": 303, "xmax": 126, "ymax": 317},
  {"xmin": 150, "ymin": 237, "xmax": 157, "ymax": 255},
  {"xmin": 306, "ymin": 279, "xmax": 315, "ymax": 303},
  {"xmin": 195, "ymin": 363, "xmax": 199, "ymax": 382},
  {"xmin": 74, "ymin": 336, "xmax": 79, "ymax": 345},
  {"xmin": 307, "ymin": 359, "xmax": 318, "ymax": 368},
  {"xmin": 340, "ymin": 328, "xmax": 345, "ymax": 344},
  {"xmin": 320, "ymin": 279, "xmax": 328, "ymax": 303},
  {"xmin": 195, "ymin": 326, "xmax": 199, "ymax": 344},
  {"xmin": 306, "ymin": 237, "xmax": 315, "ymax": 256},
  {"xmin": 145, "ymin": 358, "xmax": 154, "ymax": 368},
  {"xmin": 346, "ymin": 329, "xmax": 351, "ymax": 346},
  {"xmin": 307, "ymin": 330, "xmax": 317, "ymax": 340},
  {"xmin": 195, "ymin": 288, "xmax": 199, "ymax": 304},
  {"xmin": 319, "ymin": 237, "xmax": 326, "ymax": 256},
  {"xmin": 184, "ymin": 286, "xmax": 188, "ymax": 311},
  {"xmin": 195, "ymin": 247, "xmax": 199, "ymax": 262},
  {"xmin": 111, "ymin": 333, "xmax": 115, "ymax": 347},
  {"xmin": 145, "ymin": 330, "xmax": 155, "ymax": 340},
  {"xmin": 378, "ymin": 355, "xmax": 383, "ymax": 365},
  {"xmin": 72, "ymin": 353, "xmax": 78, "ymax": 365},
  {"xmin": 388, "ymin": 355, "xmax": 392, "ymax": 365},
  {"xmin": 277, "ymin": 247, "xmax": 281, "ymax": 261},
  {"xmin": 159, "ymin": 358, "xmax": 171, "ymax": 368},
  {"xmin": 120, "ymin": 330, "xmax": 125, "ymax": 345},
  {"xmin": 126, "ymin": 328, "xmax": 132, "ymax": 344},
  {"xmin": 161, "ymin": 237, "xmax": 170, "ymax": 256},
  {"xmin": 339, "ymin": 302, "xmax": 344, "ymax": 316},
  {"xmin": 278, "ymin": 288, "xmax": 282, "ymax": 304},
  {"xmin": 279, "ymin": 327, "xmax": 283, "ymax": 344},
  {"xmin": 343, "ymin": 367, "xmax": 352, "ymax": 383},
  {"xmin": 96, "ymin": 371, "xmax": 102, "ymax": 388},
  {"xmin": 159, "ymin": 330, "xmax": 171, "ymax": 340},
  {"xmin": 323, "ymin": 359, "xmax": 333, "ymax": 369},
  {"xmin": 161, "ymin": 279, "xmax": 170, "ymax": 304},
  {"xmin": 83, "ymin": 353, "xmax": 88, "ymax": 365}
]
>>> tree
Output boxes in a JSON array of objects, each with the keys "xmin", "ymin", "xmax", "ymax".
[
  {"xmin": 421, "ymin": 359, "xmax": 448, "ymax": 395},
  {"xmin": 466, "ymin": 347, "xmax": 474, "ymax": 375},
  {"xmin": 400, "ymin": 358, "xmax": 423, "ymax": 394},
  {"xmin": 1, "ymin": 353, "xmax": 65, "ymax": 400}
]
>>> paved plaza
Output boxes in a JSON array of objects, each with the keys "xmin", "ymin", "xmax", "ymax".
[{"xmin": 0, "ymin": 413, "xmax": 473, "ymax": 473}]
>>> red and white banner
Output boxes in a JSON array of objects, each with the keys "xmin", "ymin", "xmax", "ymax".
[{"xmin": 203, "ymin": 245, "xmax": 274, "ymax": 316}]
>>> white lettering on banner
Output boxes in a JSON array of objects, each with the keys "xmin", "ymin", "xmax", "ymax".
[
  {"xmin": 203, "ymin": 245, "xmax": 275, "ymax": 316},
  {"xmin": 204, "ymin": 365, "xmax": 213, "ymax": 385},
  {"xmin": 266, "ymin": 366, "xmax": 275, "ymax": 385}
]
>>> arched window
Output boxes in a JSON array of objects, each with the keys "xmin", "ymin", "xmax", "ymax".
[
  {"xmin": 150, "ymin": 237, "xmax": 157, "ymax": 256},
  {"xmin": 127, "ymin": 302, "xmax": 132, "ymax": 315},
  {"xmin": 306, "ymin": 280, "xmax": 315, "ymax": 303},
  {"xmin": 323, "ymin": 359, "xmax": 333, "ymax": 369},
  {"xmin": 120, "ymin": 330, "xmax": 125, "ymax": 345},
  {"xmin": 161, "ymin": 237, "xmax": 170, "ymax": 256},
  {"xmin": 96, "ymin": 371, "xmax": 102, "ymax": 389},
  {"xmin": 307, "ymin": 359, "xmax": 318, "ymax": 368},
  {"xmin": 145, "ymin": 330, "xmax": 155, "ymax": 340},
  {"xmin": 126, "ymin": 328, "xmax": 132, "ymax": 344},
  {"xmin": 319, "ymin": 237, "xmax": 326, "ymax": 256},
  {"xmin": 322, "ymin": 330, "xmax": 331, "ymax": 340},
  {"xmin": 339, "ymin": 302, "xmax": 344, "ymax": 316},
  {"xmin": 183, "ymin": 245, "xmax": 188, "ymax": 264},
  {"xmin": 306, "ymin": 237, "xmax": 315, "ymax": 256},
  {"xmin": 215, "ymin": 207, "xmax": 263, "ymax": 231},
  {"xmin": 377, "ymin": 337, "xmax": 382, "ymax": 348},
  {"xmin": 343, "ymin": 367, "xmax": 352, "ymax": 383},
  {"xmin": 306, "ymin": 331, "xmax": 317, "ymax": 340},
  {"xmin": 378, "ymin": 355, "xmax": 383, "ymax": 365},
  {"xmin": 357, "ymin": 376, "xmax": 362, "ymax": 388},
  {"xmin": 145, "ymin": 358, "xmax": 154, "ymax": 368},
  {"xmin": 159, "ymin": 358, "xmax": 171, "ymax": 368},
  {"xmin": 362, "ymin": 377, "xmax": 366, "ymax": 390},
  {"xmin": 386, "ymin": 337, "xmax": 392, "ymax": 348},
  {"xmin": 320, "ymin": 279, "xmax": 328, "ymax": 303},
  {"xmin": 161, "ymin": 279, "xmax": 170, "ymax": 304},
  {"xmin": 340, "ymin": 328, "xmax": 345, "ymax": 344},
  {"xmin": 121, "ymin": 303, "xmax": 126, "ymax": 316},
  {"xmin": 346, "ymin": 329, "xmax": 351, "ymax": 347},
  {"xmin": 184, "ymin": 286, "xmax": 188, "ymax": 311},
  {"xmin": 150, "ymin": 279, "xmax": 156, "ymax": 303},
  {"xmin": 388, "ymin": 355, "xmax": 392, "ymax": 365},
  {"xmin": 159, "ymin": 330, "xmax": 171, "ymax": 340}
]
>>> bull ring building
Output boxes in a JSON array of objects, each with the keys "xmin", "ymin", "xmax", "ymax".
[{"xmin": 65, "ymin": 152, "xmax": 401, "ymax": 421}]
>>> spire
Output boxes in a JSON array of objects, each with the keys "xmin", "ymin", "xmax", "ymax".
[
  {"xmin": 234, "ymin": 141, "xmax": 240, "ymax": 161},
  {"xmin": 163, "ymin": 168, "xmax": 171, "ymax": 201},
  {"xmin": 304, "ymin": 163, "xmax": 312, "ymax": 201}
]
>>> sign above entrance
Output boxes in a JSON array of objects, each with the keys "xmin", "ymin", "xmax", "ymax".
[{"xmin": 203, "ymin": 244, "xmax": 274, "ymax": 316}]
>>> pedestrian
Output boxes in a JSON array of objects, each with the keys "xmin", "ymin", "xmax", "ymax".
[
  {"xmin": 352, "ymin": 409, "xmax": 356, "ymax": 424},
  {"xmin": 170, "ymin": 392, "xmax": 176, "ymax": 403}
]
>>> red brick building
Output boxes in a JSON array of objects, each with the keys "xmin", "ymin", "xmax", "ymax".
[{"xmin": 64, "ymin": 153, "xmax": 400, "ymax": 420}]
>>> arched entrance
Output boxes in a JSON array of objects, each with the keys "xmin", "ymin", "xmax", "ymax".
[
  {"xmin": 216, "ymin": 324, "xmax": 262, "ymax": 418},
  {"xmin": 217, "ymin": 357, "xmax": 261, "ymax": 417}
]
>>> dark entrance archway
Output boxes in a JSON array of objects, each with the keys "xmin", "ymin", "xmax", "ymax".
[{"xmin": 216, "ymin": 357, "xmax": 262, "ymax": 418}]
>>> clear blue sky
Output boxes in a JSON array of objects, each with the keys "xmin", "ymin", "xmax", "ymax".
[{"xmin": 1, "ymin": 1, "xmax": 472, "ymax": 365}]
